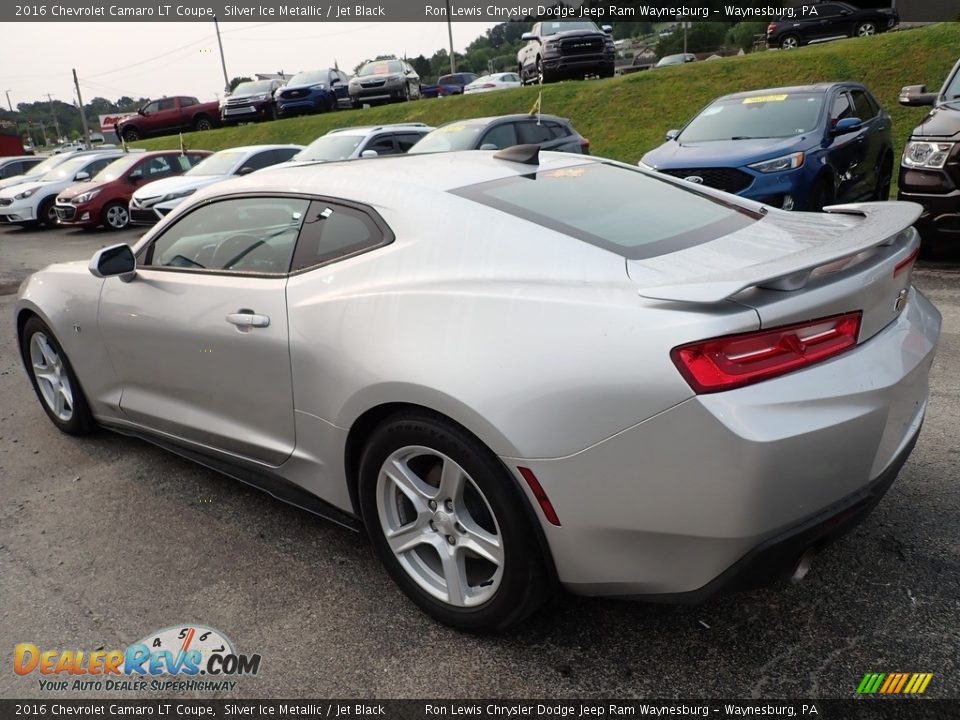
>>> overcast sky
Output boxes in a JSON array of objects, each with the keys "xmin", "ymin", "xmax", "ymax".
[{"xmin": 0, "ymin": 22, "xmax": 500, "ymax": 108}]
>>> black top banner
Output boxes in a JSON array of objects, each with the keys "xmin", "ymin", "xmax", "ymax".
[{"xmin": 5, "ymin": 0, "xmax": 960, "ymax": 23}]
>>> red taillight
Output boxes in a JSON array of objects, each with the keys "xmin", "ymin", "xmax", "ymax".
[
  {"xmin": 517, "ymin": 467, "xmax": 561, "ymax": 526},
  {"xmin": 671, "ymin": 312, "xmax": 862, "ymax": 394},
  {"xmin": 580, "ymin": 137, "xmax": 591, "ymax": 152},
  {"xmin": 894, "ymin": 247, "xmax": 920, "ymax": 276},
  {"xmin": 767, "ymin": 23, "xmax": 777, "ymax": 34}
]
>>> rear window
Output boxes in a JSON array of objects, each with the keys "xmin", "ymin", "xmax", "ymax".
[{"xmin": 452, "ymin": 162, "xmax": 757, "ymax": 260}]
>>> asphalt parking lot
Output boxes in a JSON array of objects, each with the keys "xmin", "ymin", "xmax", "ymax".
[{"xmin": 1, "ymin": 223, "xmax": 958, "ymax": 700}]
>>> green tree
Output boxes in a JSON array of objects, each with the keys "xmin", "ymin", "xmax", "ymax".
[{"xmin": 228, "ymin": 76, "xmax": 253, "ymax": 92}]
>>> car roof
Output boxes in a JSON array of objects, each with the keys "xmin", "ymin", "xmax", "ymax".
[
  {"xmin": 0, "ymin": 155, "xmax": 39, "ymax": 163},
  {"xmin": 717, "ymin": 83, "xmax": 861, "ymax": 101},
  {"xmin": 437, "ymin": 114, "xmax": 571, "ymax": 127},
  {"xmin": 326, "ymin": 123, "xmax": 432, "ymax": 136},
  {"xmin": 217, "ymin": 144, "xmax": 305, "ymax": 153},
  {"xmin": 204, "ymin": 150, "xmax": 598, "ymax": 206}
]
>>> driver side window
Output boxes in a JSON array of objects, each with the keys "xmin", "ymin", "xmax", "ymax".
[{"xmin": 144, "ymin": 197, "xmax": 309, "ymax": 275}]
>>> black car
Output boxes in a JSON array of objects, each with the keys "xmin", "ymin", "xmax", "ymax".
[
  {"xmin": 348, "ymin": 59, "xmax": 421, "ymax": 107},
  {"xmin": 517, "ymin": 20, "xmax": 615, "ymax": 84},
  {"xmin": 408, "ymin": 114, "xmax": 589, "ymax": 155},
  {"xmin": 220, "ymin": 79, "xmax": 286, "ymax": 125},
  {"xmin": 898, "ymin": 57, "xmax": 960, "ymax": 253},
  {"xmin": 767, "ymin": 2, "xmax": 898, "ymax": 50}
]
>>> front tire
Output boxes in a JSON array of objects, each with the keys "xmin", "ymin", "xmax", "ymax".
[
  {"xmin": 874, "ymin": 153, "xmax": 893, "ymax": 201},
  {"xmin": 20, "ymin": 316, "xmax": 95, "ymax": 435},
  {"xmin": 358, "ymin": 411, "xmax": 550, "ymax": 632},
  {"xmin": 193, "ymin": 115, "xmax": 213, "ymax": 131},
  {"xmin": 121, "ymin": 126, "xmax": 141, "ymax": 142},
  {"xmin": 38, "ymin": 196, "xmax": 58, "ymax": 228},
  {"xmin": 101, "ymin": 201, "xmax": 129, "ymax": 231},
  {"xmin": 808, "ymin": 176, "xmax": 833, "ymax": 211}
]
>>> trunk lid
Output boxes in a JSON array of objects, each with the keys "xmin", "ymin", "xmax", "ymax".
[{"xmin": 628, "ymin": 202, "xmax": 923, "ymax": 342}]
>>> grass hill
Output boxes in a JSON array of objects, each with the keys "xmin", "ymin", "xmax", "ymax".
[{"xmin": 136, "ymin": 23, "xmax": 960, "ymax": 183}]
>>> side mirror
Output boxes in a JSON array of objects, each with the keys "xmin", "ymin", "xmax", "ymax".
[
  {"xmin": 899, "ymin": 84, "xmax": 937, "ymax": 107},
  {"xmin": 521, "ymin": 32, "xmax": 536, "ymax": 41},
  {"xmin": 665, "ymin": 129, "xmax": 680, "ymax": 141},
  {"xmin": 74, "ymin": 171, "xmax": 90, "ymax": 181},
  {"xmin": 128, "ymin": 170, "xmax": 143, "ymax": 182},
  {"xmin": 237, "ymin": 166, "xmax": 256, "ymax": 175},
  {"xmin": 602, "ymin": 25, "xmax": 613, "ymax": 33},
  {"xmin": 360, "ymin": 150, "xmax": 378, "ymax": 158},
  {"xmin": 832, "ymin": 117, "xmax": 863, "ymax": 135},
  {"xmin": 89, "ymin": 244, "xmax": 136, "ymax": 282},
  {"xmin": 840, "ymin": 9, "xmax": 850, "ymax": 15}
]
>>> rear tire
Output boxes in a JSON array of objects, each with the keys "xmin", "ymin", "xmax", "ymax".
[
  {"xmin": 358, "ymin": 411, "xmax": 550, "ymax": 632},
  {"xmin": 20, "ymin": 316, "xmax": 96, "ymax": 436},
  {"xmin": 779, "ymin": 34, "xmax": 800, "ymax": 50},
  {"xmin": 808, "ymin": 177, "xmax": 833, "ymax": 211},
  {"xmin": 856, "ymin": 21, "xmax": 877, "ymax": 37},
  {"xmin": 873, "ymin": 153, "xmax": 893, "ymax": 201},
  {"xmin": 121, "ymin": 126, "xmax": 141, "ymax": 142}
]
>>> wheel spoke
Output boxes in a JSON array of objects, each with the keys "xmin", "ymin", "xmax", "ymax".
[
  {"xmin": 385, "ymin": 518, "xmax": 433, "ymax": 555},
  {"xmin": 59, "ymin": 384, "xmax": 73, "ymax": 411},
  {"xmin": 36, "ymin": 336, "xmax": 57, "ymax": 366},
  {"xmin": 437, "ymin": 458, "xmax": 465, "ymax": 502},
  {"xmin": 54, "ymin": 388, "xmax": 64, "ymax": 416},
  {"xmin": 384, "ymin": 457, "xmax": 432, "ymax": 512},
  {"xmin": 440, "ymin": 549, "xmax": 467, "ymax": 606},
  {"xmin": 460, "ymin": 524, "xmax": 503, "ymax": 567}
]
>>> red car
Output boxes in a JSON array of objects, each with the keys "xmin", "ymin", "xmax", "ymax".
[{"xmin": 55, "ymin": 150, "xmax": 209, "ymax": 230}]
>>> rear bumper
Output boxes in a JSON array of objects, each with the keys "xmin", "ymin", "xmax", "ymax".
[{"xmin": 507, "ymin": 288, "xmax": 940, "ymax": 598}]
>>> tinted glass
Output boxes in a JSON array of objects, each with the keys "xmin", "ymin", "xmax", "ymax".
[
  {"xmin": 680, "ymin": 93, "xmax": 824, "ymax": 142},
  {"xmin": 396, "ymin": 134, "xmax": 425, "ymax": 152},
  {"xmin": 144, "ymin": 156, "xmax": 173, "ymax": 178},
  {"xmin": 46, "ymin": 156, "xmax": 98, "ymax": 181},
  {"xmin": 233, "ymin": 81, "xmax": 274, "ymax": 95},
  {"xmin": 243, "ymin": 150, "xmax": 280, "ymax": 171},
  {"xmin": 158, "ymin": 98, "xmax": 176, "ymax": 111},
  {"xmin": 291, "ymin": 201, "xmax": 388, "ymax": 271},
  {"xmin": 294, "ymin": 134, "xmax": 364, "ymax": 162},
  {"xmin": 146, "ymin": 197, "xmax": 309, "ymax": 274},
  {"xmin": 454, "ymin": 162, "xmax": 755, "ymax": 260},
  {"xmin": 850, "ymin": 90, "xmax": 876, "ymax": 119},
  {"xmin": 289, "ymin": 70, "xmax": 330, "ymax": 86},
  {"xmin": 517, "ymin": 122, "xmax": 554, "ymax": 144},
  {"xmin": 480, "ymin": 123, "xmax": 519, "ymax": 150},
  {"xmin": 187, "ymin": 150, "xmax": 244, "ymax": 176},
  {"xmin": 95, "ymin": 154, "xmax": 142, "ymax": 181},
  {"xmin": 831, "ymin": 92, "xmax": 854, "ymax": 122},
  {"xmin": 359, "ymin": 60, "xmax": 403, "ymax": 76},
  {"xmin": 365, "ymin": 136, "xmax": 397, "ymax": 155}
]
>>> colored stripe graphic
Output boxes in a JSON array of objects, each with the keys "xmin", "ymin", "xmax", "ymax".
[{"xmin": 857, "ymin": 672, "xmax": 932, "ymax": 694}]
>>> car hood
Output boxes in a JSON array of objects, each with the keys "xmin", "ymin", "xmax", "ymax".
[
  {"xmin": 57, "ymin": 179, "xmax": 109, "ymax": 200},
  {"xmin": 910, "ymin": 103, "xmax": 960, "ymax": 140},
  {"xmin": 0, "ymin": 173, "xmax": 45, "ymax": 191},
  {"xmin": 642, "ymin": 136, "xmax": 809, "ymax": 169},
  {"xmin": 132, "ymin": 174, "xmax": 223, "ymax": 200},
  {"xmin": 544, "ymin": 29, "xmax": 604, "ymax": 39}
]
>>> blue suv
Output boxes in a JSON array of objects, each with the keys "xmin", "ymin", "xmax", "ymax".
[
  {"xmin": 640, "ymin": 83, "xmax": 894, "ymax": 211},
  {"xmin": 275, "ymin": 68, "xmax": 350, "ymax": 116}
]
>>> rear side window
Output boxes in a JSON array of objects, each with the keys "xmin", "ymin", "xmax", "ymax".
[
  {"xmin": 453, "ymin": 162, "xmax": 756, "ymax": 260},
  {"xmin": 366, "ymin": 135, "xmax": 398, "ymax": 155},
  {"xmin": 275, "ymin": 147, "xmax": 301, "ymax": 162},
  {"xmin": 290, "ymin": 201, "xmax": 391, "ymax": 272},
  {"xmin": 850, "ymin": 89, "xmax": 878, "ymax": 120},
  {"xmin": 158, "ymin": 98, "xmax": 176, "ymax": 111},
  {"xmin": 517, "ymin": 122, "xmax": 554, "ymax": 144}
]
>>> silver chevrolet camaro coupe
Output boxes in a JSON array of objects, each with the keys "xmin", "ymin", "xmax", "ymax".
[{"xmin": 15, "ymin": 147, "xmax": 941, "ymax": 631}]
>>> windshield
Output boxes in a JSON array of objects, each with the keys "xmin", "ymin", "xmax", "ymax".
[
  {"xmin": 454, "ymin": 162, "xmax": 755, "ymax": 260},
  {"xmin": 358, "ymin": 60, "xmax": 403, "ymax": 76},
  {"xmin": 289, "ymin": 70, "xmax": 330, "ymax": 86},
  {"xmin": 541, "ymin": 21, "xmax": 599, "ymax": 34},
  {"xmin": 232, "ymin": 81, "xmax": 274, "ymax": 96},
  {"xmin": 679, "ymin": 93, "xmax": 825, "ymax": 142},
  {"xmin": 186, "ymin": 150, "xmax": 244, "ymax": 176},
  {"xmin": 943, "ymin": 65, "xmax": 960, "ymax": 100},
  {"xmin": 45, "ymin": 156, "xmax": 101, "ymax": 181},
  {"xmin": 293, "ymin": 134, "xmax": 364, "ymax": 162},
  {"xmin": 94, "ymin": 154, "xmax": 140, "ymax": 182},
  {"xmin": 408, "ymin": 122, "xmax": 485, "ymax": 153},
  {"xmin": 23, "ymin": 155, "xmax": 66, "ymax": 177}
]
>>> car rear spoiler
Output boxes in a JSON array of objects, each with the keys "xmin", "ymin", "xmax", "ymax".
[{"xmin": 632, "ymin": 202, "xmax": 923, "ymax": 304}]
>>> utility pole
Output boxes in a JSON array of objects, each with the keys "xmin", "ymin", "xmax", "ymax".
[
  {"xmin": 213, "ymin": 16, "xmax": 231, "ymax": 93},
  {"xmin": 45, "ymin": 94, "xmax": 62, "ymax": 141},
  {"xmin": 683, "ymin": 21, "xmax": 688, "ymax": 56},
  {"xmin": 4, "ymin": 90, "xmax": 11, "ymax": 112},
  {"xmin": 72, "ymin": 69, "xmax": 92, "ymax": 149},
  {"xmin": 445, "ymin": 0, "xmax": 456, "ymax": 74},
  {"xmin": 39, "ymin": 119, "xmax": 49, "ymax": 147}
]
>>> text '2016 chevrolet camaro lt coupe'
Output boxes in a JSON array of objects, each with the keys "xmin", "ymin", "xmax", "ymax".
[{"xmin": 15, "ymin": 147, "xmax": 940, "ymax": 631}]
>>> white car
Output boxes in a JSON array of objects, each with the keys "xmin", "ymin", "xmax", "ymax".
[
  {"xmin": 0, "ymin": 150, "xmax": 110, "ymax": 193},
  {"xmin": 129, "ymin": 144, "xmax": 303, "ymax": 224},
  {"xmin": 0, "ymin": 150, "xmax": 124, "ymax": 227},
  {"xmin": 464, "ymin": 73, "xmax": 523, "ymax": 94}
]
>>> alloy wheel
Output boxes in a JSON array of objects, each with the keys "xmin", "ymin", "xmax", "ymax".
[
  {"xmin": 857, "ymin": 23, "xmax": 877, "ymax": 37},
  {"xmin": 781, "ymin": 36, "xmax": 799, "ymax": 49},
  {"xmin": 29, "ymin": 332, "xmax": 74, "ymax": 422},
  {"xmin": 105, "ymin": 204, "xmax": 129, "ymax": 229},
  {"xmin": 376, "ymin": 446, "xmax": 504, "ymax": 608}
]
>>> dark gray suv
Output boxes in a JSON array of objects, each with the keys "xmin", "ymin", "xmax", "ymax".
[{"xmin": 408, "ymin": 115, "xmax": 590, "ymax": 155}]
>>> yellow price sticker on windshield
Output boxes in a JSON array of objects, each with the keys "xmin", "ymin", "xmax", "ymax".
[
  {"xmin": 543, "ymin": 167, "xmax": 587, "ymax": 178},
  {"xmin": 743, "ymin": 94, "xmax": 789, "ymax": 104}
]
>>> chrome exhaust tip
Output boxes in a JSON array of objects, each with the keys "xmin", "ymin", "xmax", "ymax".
[{"xmin": 791, "ymin": 549, "xmax": 816, "ymax": 584}]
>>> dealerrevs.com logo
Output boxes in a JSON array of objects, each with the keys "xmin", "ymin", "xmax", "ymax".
[{"xmin": 14, "ymin": 624, "xmax": 261, "ymax": 693}]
